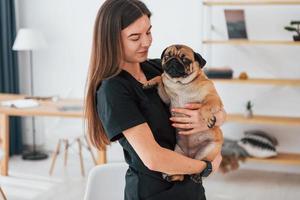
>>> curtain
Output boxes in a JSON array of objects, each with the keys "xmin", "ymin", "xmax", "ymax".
[{"xmin": 0, "ymin": 0, "xmax": 23, "ymax": 155}]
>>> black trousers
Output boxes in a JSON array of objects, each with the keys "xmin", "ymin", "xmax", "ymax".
[{"xmin": 125, "ymin": 172, "xmax": 206, "ymax": 200}]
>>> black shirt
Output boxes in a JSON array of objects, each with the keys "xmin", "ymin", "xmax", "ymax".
[{"xmin": 96, "ymin": 59, "xmax": 206, "ymax": 200}]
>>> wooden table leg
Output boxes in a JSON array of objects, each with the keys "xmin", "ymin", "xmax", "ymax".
[
  {"xmin": 0, "ymin": 114, "xmax": 9, "ymax": 176},
  {"xmin": 96, "ymin": 146, "xmax": 107, "ymax": 165}
]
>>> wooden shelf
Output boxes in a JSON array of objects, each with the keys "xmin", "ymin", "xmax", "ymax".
[
  {"xmin": 203, "ymin": 0, "xmax": 300, "ymax": 6},
  {"xmin": 226, "ymin": 114, "xmax": 300, "ymax": 125},
  {"xmin": 212, "ymin": 78, "xmax": 300, "ymax": 86},
  {"xmin": 203, "ymin": 40, "xmax": 300, "ymax": 46},
  {"xmin": 246, "ymin": 153, "xmax": 300, "ymax": 165},
  {"xmin": 203, "ymin": 0, "xmax": 300, "ymax": 168}
]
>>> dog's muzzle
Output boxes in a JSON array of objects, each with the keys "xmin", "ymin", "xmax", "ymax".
[{"xmin": 163, "ymin": 58, "xmax": 186, "ymax": 78}]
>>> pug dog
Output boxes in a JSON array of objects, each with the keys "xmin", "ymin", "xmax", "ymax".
[{"xmin": 143, "ymin": 44, "xmax": 224, "ymax": 183}]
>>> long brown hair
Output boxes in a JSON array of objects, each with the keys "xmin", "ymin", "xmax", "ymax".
[{"xmin": 85, "ymin": 0, "xmax": 151, "ymax": 150}]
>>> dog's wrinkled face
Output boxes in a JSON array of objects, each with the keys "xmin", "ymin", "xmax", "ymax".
[{"xmin": 161, "ymin": 45, "xmax": 206, "ymax": 84}]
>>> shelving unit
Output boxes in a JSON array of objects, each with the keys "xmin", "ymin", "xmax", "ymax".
[
  {"xmin": 212, "ymin": 78, "xmax": 300, "ymax": 86},
  {"xmin": 203, "ymin": 0, "xmax": 300, "ymax": 6},
  {"xmin": 246, "ymin": 153, "xmax": 300, "ymax": 165},
  {"xmin": 202, "ymin": 1, "xmax": 300, "ymax": 166},
  {"xmin": 203, "ymin": 40, "xmax": 300, "ymax": 45},
  {"xmin": 226, "ymin": 114, "xmax": 300, "ymax": 126}
]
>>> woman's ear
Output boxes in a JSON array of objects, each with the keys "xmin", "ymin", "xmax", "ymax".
[{"xmin": 193, "ymin": 52, "xmax": 206, "ymax": 68}]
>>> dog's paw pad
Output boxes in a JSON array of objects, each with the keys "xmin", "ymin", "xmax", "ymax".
[{"xmin": 207, "ymin": 115, "xmax": 216, "ymax": 128}]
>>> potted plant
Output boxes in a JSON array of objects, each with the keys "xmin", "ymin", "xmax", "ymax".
[{"xmin": 284, "ymin": 21, "xmax": 300, "ymax": 41}]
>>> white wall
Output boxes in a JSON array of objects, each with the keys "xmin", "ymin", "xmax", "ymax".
[
  {"xmin": 15, "ymin": 0, "xmax": 300, "ymax": 173},
  {"xmin": 15, "ymin": 0, "xmax": 105, "ymax": 149}
]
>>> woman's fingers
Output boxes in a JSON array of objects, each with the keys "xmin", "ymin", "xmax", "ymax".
[
  {"xmin": 171, "ymin": 106, "xmax": 211, "ymax": 133},
  {"xmin": 178, "ymin": 129, "xmax": 197, "ymax": 135},
  {"xmin": 184, "ymin": 103, "xmax": 203, "ymax": 110},
  {"xmin": 171, "ymin": 108, "xmax": 194, "ymax": 117},
  {"xmin": 170, "ymin": 116, "xmax": 193, "ymax": 123},
  {"xmin": 172, "ymin": 123, "xmax": 193, "ymax": 129}
]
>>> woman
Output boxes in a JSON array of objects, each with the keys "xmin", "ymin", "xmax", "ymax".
[{"xmin": 85, "ymin": 0, "xmax": 226, "ymax": 199}]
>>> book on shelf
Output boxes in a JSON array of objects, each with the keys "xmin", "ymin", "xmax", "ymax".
[{"xmin": 224, "ymin": 9, "xmax": 248, "ymax": 39}]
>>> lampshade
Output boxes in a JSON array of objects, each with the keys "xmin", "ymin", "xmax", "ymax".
[{"xmin": 12, "ymin": 28, "xmax": 47, "ymax": 51}]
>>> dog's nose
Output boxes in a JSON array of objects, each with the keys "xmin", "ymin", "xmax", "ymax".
[{"xmin": 164, "ymin": 58, "xmax": 185, "ymax": 78}]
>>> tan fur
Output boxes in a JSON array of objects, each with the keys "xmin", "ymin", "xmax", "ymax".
[{"xmin": 144, "ymin": 45, "xmax": 224, "ymax": 181}]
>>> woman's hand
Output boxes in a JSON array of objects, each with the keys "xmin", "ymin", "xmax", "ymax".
[
  {"xmin": 170, "ymin": 103, "xmax": 226, "ymax": 135},
  {"xmin": 211, "ymin": 153, "xmax": 222, "ymax": 173}
]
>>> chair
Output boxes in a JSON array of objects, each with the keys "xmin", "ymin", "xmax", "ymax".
[
  {"xmin": 0, "ymin": 145, "xmax": 7, "ymax": 200},
  {"xmin": 0, "ymin": 187, "xmax": 7, "ymax": 200},
  {"xmin": 49, "ymin": 135, "xmax": 97, "ymax": 176},
  {"xmin": 84, "ymin": 162, "xmax": 128, "ymax": 200}
]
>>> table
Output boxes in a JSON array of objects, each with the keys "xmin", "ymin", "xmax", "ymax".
[{"xmin": 0, "ymin": 93, "xmax": 106, "ymax": 176}]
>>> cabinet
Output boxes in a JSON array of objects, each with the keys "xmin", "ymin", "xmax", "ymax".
[{"xmin": 202, "ymin": 0, "xmax": 300, "ymax": 165}]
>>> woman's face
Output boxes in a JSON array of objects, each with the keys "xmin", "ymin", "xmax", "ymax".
[{"xmin": 121, "ymin": 15, "xmax": 152, "ymax": 64}]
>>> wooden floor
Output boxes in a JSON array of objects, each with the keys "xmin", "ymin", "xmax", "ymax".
[
  {"xmin": 0, "ymin": 154, "xmax": 93, "ymax": 200},
  {"xmin": 1, "ymin": 155, "xmax": 300, "ymax": 200}
]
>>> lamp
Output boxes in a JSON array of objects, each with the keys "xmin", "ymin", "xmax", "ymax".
[{"xmin": 12, "ymin": 28, "xmax": 48, "ymax": 160}]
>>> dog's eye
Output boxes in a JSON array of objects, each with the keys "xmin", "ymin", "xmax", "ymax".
[{"xmin": 182, "ymin": 58, "xmax": 190, "ymax": 64}]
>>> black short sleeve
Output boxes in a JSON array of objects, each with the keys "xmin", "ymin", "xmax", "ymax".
[
  {"xmin": 96, "ymin": 79, "xmax": 146, "ymax": 141},
  {"xmin": 147, "ymin": 59, "xmax": 163, "ymax": 73}
]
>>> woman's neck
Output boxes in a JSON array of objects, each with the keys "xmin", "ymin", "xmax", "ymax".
[
  {"xmin": 120, "ymin": 61, "xmax": 147, "ymax": 83},
  {"xmin": 120, "ymin": 61, "xmax": 141, "ymax": 76}
]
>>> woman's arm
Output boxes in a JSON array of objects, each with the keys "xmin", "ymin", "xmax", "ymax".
[{"xmin": 123, "ymin": 122, "xmax": 208, "ymax": 175}]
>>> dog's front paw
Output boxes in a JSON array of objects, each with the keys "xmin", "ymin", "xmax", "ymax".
[
  {"xmin": 162, "ymin": 173, "xmax": 172, "ymax": 182},
  {"xmin": 142, "ymin": 82, "xmax": 158, "ymax": 90},
  {"xmin": 201, "ymin": 110, "xmax": 217, "ymax": 129},
  {"xmin": 162, "ymin": 173, "xmax": 184, "ymax": 182},
  {"xmin": 207, "ymin": 115, "xmax": 216, "ymax": 128},
  {"xmin": 142, "ymin": 76, "xmax": 162, "ymax": 90},
  {"xmin": 190, "ymin": 174, "xmax": 202, "ymax": 184}
]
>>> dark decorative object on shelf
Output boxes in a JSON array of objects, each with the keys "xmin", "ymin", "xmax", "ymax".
[
  {"xmin": 245, "ymin": 100, "xmax": 253, "ymax": 118},
  {"xmin": 204, "ymin": 67, "xmax": 233, "ymax": 79},
  {"xmin": 284, "ymin": 21, "xmax": 300, "ymax": 41},
  {"xmin": 238, "ymin": 130, "xmax": 278, "ymax": 158}
]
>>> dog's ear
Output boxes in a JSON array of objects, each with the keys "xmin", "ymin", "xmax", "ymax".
[
  {"xmin": 160, "ymin": 47, "xmax": 168, "ymax": 60},
  {"xmin": 193, "ymin": 52, "xmax": 206, "ymax": 68}
]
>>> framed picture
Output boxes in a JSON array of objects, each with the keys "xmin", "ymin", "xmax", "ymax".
[{"xmin": 224, "ymin": 9, "xmax": 248, "ymax": 39}]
